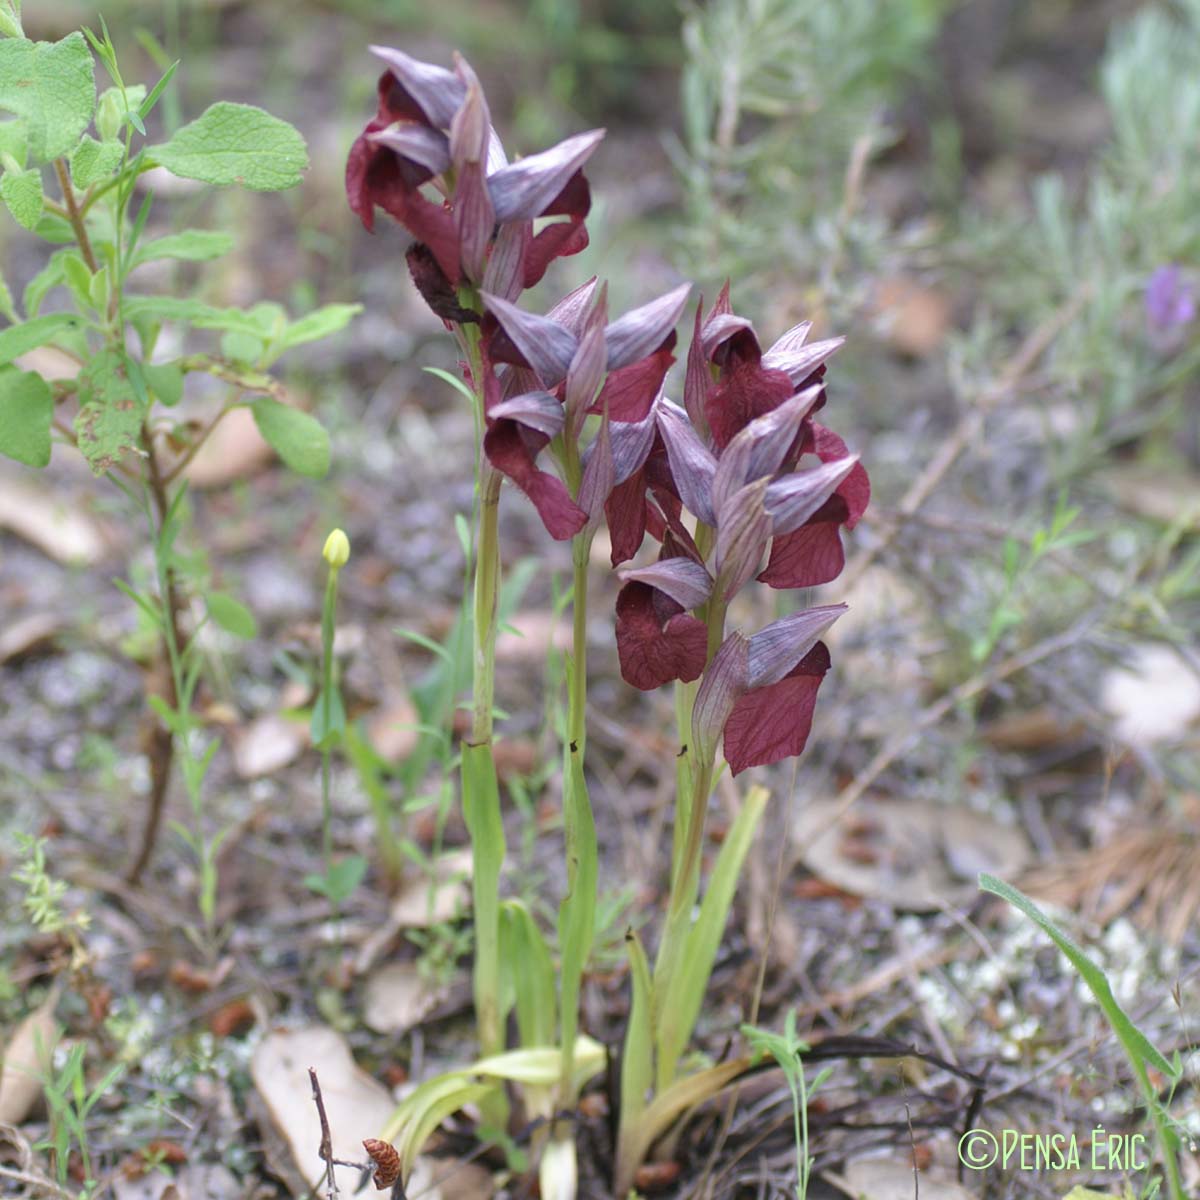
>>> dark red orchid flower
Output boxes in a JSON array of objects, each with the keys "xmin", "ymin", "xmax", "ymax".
[
  {"xmin": 476, "ymin": 281, "xmax": 691, "ymax": 541},
  {"xmin": 346, "ymin": 46, "xmax": 604, "ymax": 319}
]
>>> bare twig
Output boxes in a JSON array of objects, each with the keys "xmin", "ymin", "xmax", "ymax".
[
  {"xmin": 819, "ymin": 610, "xmax": 1102, "ymax": 837},
  {"xmin": 841, "ymin": 290, "xmax": 1088, "ymax": 592},
  {"xmin": 308, "ymin": 1068, "xmax": 340, "ymax": 1200}
]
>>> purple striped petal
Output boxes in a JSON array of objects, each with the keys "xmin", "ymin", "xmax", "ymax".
[
  {"xmin": 747, "ymin": 604, "xmax": 846, "ymax": 688},
  {"xmin": 367, "ymin": 124, "xmax": 452, "ymax": 176},
  {"xmin": 605, "ymin": 283, "xmax": 691, "ymax": 370},
  {"xmin": 482, "ymin": 292, "xmax": 578, "ymax": 385},
  {"xmin": 618, "ymin": 557, "xmax": 713, "ymax": 611},
  {"xmin": 548, "ymin": 277, "xmax": 601, "ymax": 334},
  {"xmin": 656, "ymin": 400, "xmax": 716, "ymax": 526},
  {"xmin": 766, "ymin": 456, "xmax": 860, "ymax": 535},
  {"xmin": 578, "ymin": 410, "xmax": 613, "ymax": 529},
  {"xmin": 565, "ymin": 285, "xmax": 608, "ymax": 435},
  {"xmin": 710, "ymin": 385, "xmax": 824, "ymax": 517},
  {"xmin": 763, "ymin": 320, "xmax": 812, "ymax": 362},
  {"xmin": 611, "ymin": 403, "xmax": 659, "ymax": 486},
  {"xmin": 714, "ymin": 477, "xmax": 772, "ymax": 602},
  {"xmin": 370, "ymin": 46, "xmax": 466, "ymax": 129},
  {"xmin": 489, "ymin": 390, "xmax": 565, "ymax": 438},
  {"xmin": 762, "ymin": 335, "xmax": 844, "ymax": 386},
  {"xmin": 488, "ymin": 129, "xmax": 606, "ymax": 222},
  {"xmin": 692, "ymin": 632, "xmax": 749, "ymax": 766},
  {"xmin": 482, "ymin": 221, "xmax": 528, "ymax": 301}
]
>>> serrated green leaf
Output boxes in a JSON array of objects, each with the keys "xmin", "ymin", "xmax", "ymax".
[
  {"xmin": 0, "ymin": 313, "xmax": 80, "ymax": 365},
  {"xmin": 206, "ymin": 590, "xmax": 257, "ymax": 639},
  {"xmin": 0, "ymin": 33, "xmax": 95, "ymax": 163},
  {"xmin": 150, "ymin": 102, "xmax": 307, "ymax": 191},
  {"xmin": 277, "ymin": 303, "xmax": 362, "ymax": 353},
  {"xmin": 74, "ymin": 348, "xmax": 146, "ymax": 474},
  {"xmin": 0, "ymin": 164, "xmax": 41, "ymax": 230},
  {"xmin": 0, "ymin": 366, "xmax": 52, "ymax": 466},
  {"xmin": 69, "ymin": 135, "xmax": 123, "ymax": 187},
  {"xmin": 62, "ymin": 252, "xmax": 93, "ymax": 311},
  {"xmin": 250, "ymin": 396, "xmax": 329, "ymax": 478},
  {"xmin": 142, "ymin": 362, "xmax": 183, "ymax": 407},
  {"xmin": 129, "ymin": 230, "xmax": 234, "ymax": 270}
]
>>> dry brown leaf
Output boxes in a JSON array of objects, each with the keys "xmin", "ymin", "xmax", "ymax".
[
  {"xmin": 981, "ymin": 705, "xmax": 1084, "ymax": 751},
  {"xmin": 872, "ymin": 275, "xmax": 953, "ymax": 358},
  {"xmin": 1100, "ymin": 643, "xmax": 1200, "ymax": 745},
  {"xmin": 0, "ymin": 990, "xmax": 59, "ymax": 1125},
  {"xmin": 232, "ymin": 713, "xmax": 308, "ymax": 779},
  {"xmin": 182, "ymin": 406, "xmax": 274, "ymax": 489},
  {"xmin": 839, "ymin": 1155, "xmax": 978, "ymax": 1198},
  {"xmin": 0, "ymin": 472, "xmax": 107, "ymax": 564},
  {"xmin": 367, "ymin": 695, "xmax": 420, "ymax": 762},
  {"xmin": 390, "ymin": 849, "xmax": 472, "ymax": 929},
  {"xmin": 1106, "ymin": 464, "xmax": 1200, "ymax": 530},
  {"xmin": 0, "ymin": 613, "xmax": 62, "ymax": 664},
  {"xmin": 251, "ymin": 1025, "xmax": 438, "ymax": 1198},
  {"xmin": 794, "ymin": 798, "xmax": 1030, "ymax": 910},
  {"xmin": 495, "ymin": 611, "xmax": 570, "ymax": 664},
  {"xmin": 362, "ymin": 963, "xmax": 448, "ymax": 1035}
]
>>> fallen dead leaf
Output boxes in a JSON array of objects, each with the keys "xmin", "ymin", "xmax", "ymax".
[
  {"xmin": 390, "ymin": 849, "xmax": 472, "ymax": 929},
  {"xmin": 981, "ymin": 705, "xmax": 1085, "ymax": 751},
  {"xmin": 0, "ymin": 472, "xmax": 108, "ymax": 564},
  {"xmin": 0, "ymin": 613, "xmax": 62, "ymax": 664},
  {"xmin": 794, "ymin": 797, "xmax": 1030, "ymax": 911},
  {"xmin": 354, "ymin": 850, "xmax": 473, "ymax": 974},
  {"xmin": 251, "ymin": 1025, "xmax": 439, "ymax": 1198},
  {"xmin": 367, "ymin": 695, "xmax": 420, "ymax": 762},
  {"xmin": 182, "ymin": 406, "xmax": 274, "ymax": 489},
  {"xmin": 1106, "ymin": 464, "xmax": 1200, "ymax": 530},
  {"xmin": 872, "ymin": 275, "xmax": 952, "ymax": 358},
  {"xmin": 113, "ymin": 1162, "xmax": 236, "ymax": 1200},
  {"xmin": 495, "ymin": 610, "xmax": 570, "ymax": 664},
  {"xmin": 1100, "ymin": 642, "xmax": 1200, "ymax": 745},
  {"xmin": 362, "ymin": 963, "xmax": 448, "ymax": 1036},
  {"xmin": 0, "ymin": 990, "xmax": 59, "ymax": 1125},
  {"xmin": 839, "ymin": 1155, "xmax": 978, "ymax": 1198},
  {"xmin": 232, "ymin": 713, "xmax": 309, "ymax": 779}
]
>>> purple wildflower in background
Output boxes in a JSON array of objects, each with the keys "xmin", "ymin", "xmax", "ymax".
[{"xmin": 1145, "ymin": 265, "xmax": 1195, "ymax": 351}]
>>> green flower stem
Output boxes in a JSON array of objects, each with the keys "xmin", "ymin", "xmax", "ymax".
[
  {"xmin": 652, "ymin": 593, "xmax": 728, "ymax": 1090},
  {"xmin": 558, "ymin": 528, "xmax": 598, "ymax": 1107},
  {"xmin": 462, "ymin": 315, "xmax": 507, "ymax": 1087},
  {"xmin": 319, "ymin": 565, "xmax": 339, "ymax": 902}
]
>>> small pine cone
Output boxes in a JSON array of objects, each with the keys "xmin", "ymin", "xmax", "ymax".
[{"xmin": 362, "ymin": 1139, "xmax": 400, "ymax": 1191}]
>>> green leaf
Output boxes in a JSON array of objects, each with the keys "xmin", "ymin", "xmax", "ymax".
[
  {"xmin": 658, "ymin": 786, "xmax": 768, "ymax": 1082},
  {"xmin": 69, "ymin": 135, "xmax": 123, "ymax": 187},
  {"xmin": 617, "ymin": 929, "xmax": 654, "ymax": 1137},
  {"xmin": 277, "ymin": 303, "xmax": 362, "ymax": 353},
  {"xmin": 129, "ymin": 230, "xmax": 234, "ymax": 270},
  {"xmin": 461, "ymin": 743, "xmax": 506, "ymax": 1061},
  {"xmin": 305, "ymin": 855, "xmax": 367, "ymax": 904},
  {"xmin": 206, "ymin": 591, "xmax": 257, "ymax": 639},
  {"xmin": 499, "ymin": 900, "xmax": 556, "ymax": 1048},
  {"xmin": 250, "ymin": 397, "xmax": 329, "ymax": 478},
  {"xmin": 557, "ymin": 738, "xmax": 598, "ymax": 1097},
  {"xmin": 979, "ymin": 874, "xmax": 1177, "ymax": 1079},
  {"xmin": 0, "ymin": 313, "xmax": 81, "ymax": 366},
  {"xmin": 0, "ymin": 367, "xmax": 52, "ymax": 466},
  {"xmin": 0, "ymin": 273, "xmax": 16, "ymax": 323},
  {"xmin": 150, "ymin": 102, "xmax": 308, "ymax": 191},
  {"xmin": 1, "ymin": 165, "xmax": 41, "ymax": 230},
  {"xmin": 74, "ymin": 349, "xmax": 146, "ymax": 474},
  {"xmin": 33, "ymin": 213, "xmax": 73, "ymax": 243},
  {"xmin": 310, "ymin": 685, "xmax": 346, "ymax": 749},
  {"xmin": 0, "ymin": 33, "xmax": 95, "ymax": 163},
  {"xmin": 143, "ymin": 362, "xmax": 183, "ymax": 407}
]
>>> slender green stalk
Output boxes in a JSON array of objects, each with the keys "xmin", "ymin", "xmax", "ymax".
[{"xmin": 558, "ymin": 534, "xmax": 597, "ymax": 1103}]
